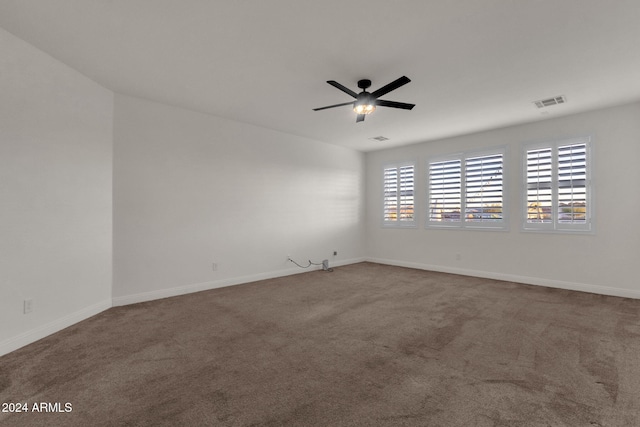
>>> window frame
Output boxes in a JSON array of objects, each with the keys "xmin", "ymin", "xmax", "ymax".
[
  {"xmin": 426, "ymin": 147, "xmax": 507, "ymax": 231},
  {"xmin": 382, "ymin": 161, "xmax": 417, "ymax": 228},
  {"xmin": 522, "ymin": 136, "xmax": 593, "ymax": 233}
]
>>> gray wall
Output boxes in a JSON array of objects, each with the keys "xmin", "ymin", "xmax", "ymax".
[
  {"xmin": 112, "ymin": 94, "xmax": 365, "ymax": 304},
  {"xmin": 0, "ymin": 28, "xmax": 113, "ymax": 353},
  {"xmin": 366, "ymin": 102, "xmax": 640, "ymax": 297}
]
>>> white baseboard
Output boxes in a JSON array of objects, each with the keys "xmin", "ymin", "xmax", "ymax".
[
  {"xmin": 112, "ymin": 257, "xmax": 366, "ymax": 307},
  {"xmin": 366, "ymin": 257, "xmax": 640, "ymax": 299},
  {"xmin": 0, "ymin": 299, "xmax": 112, "ymax": 357},
  {"xmin": 1, "ymin": 259, "xmax": 365, "ymax": 357},
  {"xmin": 17, "ymin": 256, "xmax": 629, "ymax": 357}
]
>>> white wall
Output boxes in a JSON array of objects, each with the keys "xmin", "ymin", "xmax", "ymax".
[
  {"xmin": 365, "ymin": 102, "xmax": 640, "ymax": 298},
  {"xmin": 112, "ymin": 94, "xmax": 365, "ymax": 304},
  {"xmin": 2, "ymin": 24, "xmax": 638, "ymax": 357},
  {"xmin": 0, "ymin": 28, "xmax": 113, "ymax": 354}
]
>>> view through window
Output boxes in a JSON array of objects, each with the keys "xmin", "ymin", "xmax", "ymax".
[
  {"xmin": 428, "ymin": 150, "xmax": 504, "ymax": 229},
  {"xmin": 525, "ymin": 138, "xmax": 590, "ymax": 232},
  {"xmin": 383, "ymin": 164, "xmax": 415, "ymax": 226}
]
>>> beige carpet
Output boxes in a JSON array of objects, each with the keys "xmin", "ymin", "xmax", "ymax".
[{"xmin": 1, "ymin": 262, "xmax": 639, "ymax": 426}]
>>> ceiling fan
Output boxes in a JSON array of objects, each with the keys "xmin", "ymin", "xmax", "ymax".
[{"xmin": 313, "ymin": 76, "xmax": 415, "ymax": 123}]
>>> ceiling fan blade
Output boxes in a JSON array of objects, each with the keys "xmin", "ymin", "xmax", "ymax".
[
  {"xmin": 370, "ymin": 76, "xmax": 411, "ymax": 98},
  {"xmin": 313, "ymin": 101, "xmax": 355, "ymax": 111},
  {"xmin": 376, "ymin": 99, "xmax": 416, "ymax": 110},
  {"xmin": 356, "ymin": 114, "xmax": 365, "ymax": 123},
  {"xmin": 327, "ymin": 80, "xmax": 358, "ymax": 98}
]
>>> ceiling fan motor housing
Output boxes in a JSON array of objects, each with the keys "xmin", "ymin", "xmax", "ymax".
[
  {"xmin": 355, "ymin": 81, "xmax": 375, "ymax": 114},
  {"xmin": 356, "ymin": 92, "xmax": 375, "ymax": 105}
]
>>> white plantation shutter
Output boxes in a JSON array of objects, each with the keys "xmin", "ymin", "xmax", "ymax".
[
  {"xmin": 524, "ymin": 138, "xmax": 591, "ymax": 232},
  {"xmin": 428, "ymin": 159, "xmax": 461, "ymax": 223},
  {"xmin": 526, "ymin": 148, "xmax": 553, "ymax": 223},
  {"xmin": 398, "ymin": 165, "xmax": 415, "ymax": 221},
  {"xmin": 383, "ymin": 167, "xmax": 398, "ymax": 221},
  {"xmin": 465, "ymin": 154, "xmax": 503, "ymax": 222},
  {"xmin": 427, "ymin": 148, "xmax": 505, "ymax": 229},
  {"xmin": 557, "ymin": 143, "xmax": 587, "ymax": 224},
  {"xmin": 383, "ymin": 163, "xmax": 415, "ymax": 225}
]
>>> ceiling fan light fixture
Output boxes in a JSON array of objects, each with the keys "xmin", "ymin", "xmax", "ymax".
[
  {"xmin": 353, "ymin": 102, "xmax": 376, "ymax": 115},
  {"xmin": 354, "ymin": 92, "xmax": 376, "ymax": 114}
]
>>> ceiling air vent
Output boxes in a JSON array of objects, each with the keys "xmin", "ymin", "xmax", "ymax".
[
  {"xmin": 369, "ymin": 136, "xmax": 390, "ymax": 142},
  {"xmin": 533, "ymin": 95, "xmax": 566, "ymax": 109}
]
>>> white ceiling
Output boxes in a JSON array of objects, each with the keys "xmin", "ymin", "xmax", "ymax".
[{"xmin": 2, "ymin": 1, "xmax": 640, "ymax": 152}]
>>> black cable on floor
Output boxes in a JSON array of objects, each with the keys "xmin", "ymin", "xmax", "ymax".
[{"xmin": 288, "ymin": 258, "xmax": 334, "ymax": 272}]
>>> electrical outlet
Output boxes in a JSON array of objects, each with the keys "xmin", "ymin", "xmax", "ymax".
[
  {"xmin": 287, "ymin": 254, "xmax": 291, "ymax": 261},
  {"xmin": 333, "ymin": 251, "xmax": 337, "ymax": 256},
  {"xmin": 24, "ymin": 299, "xmax": 33, "ymax": 314},
  {"xmin": 212, "ymin": 263, "xmax": 218, "ymax": 271}
]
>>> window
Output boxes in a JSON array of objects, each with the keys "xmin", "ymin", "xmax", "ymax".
[
  {"xmin": 427, "ymin": 149, "xmax": 505, "ymax": 229},
  {"xmin": 524, "ymin": 137, "xmax": 591, "ymax": 232},
  {"xmin": 383, "ymin": 163, "xmax": 415, "ymax": 226},
  {"xmin": 428, "ymin": 159, "xmax": 461, "ymax": 223}
]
